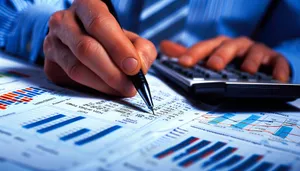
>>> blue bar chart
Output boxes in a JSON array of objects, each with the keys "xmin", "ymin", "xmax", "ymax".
[
  {"xmin": 275, "ymin": 126, "xmax": 293, "ymax": 139},
  {"xmin": 151, "ymin": 134, "xmax": 290, "ymax": 171},
  {"xmin": 212, "ymin": 155, "xmax": 244, "ymax": 170},
  {"xmin": 253, "ymin": 162, "xmax": 273, "ymax": 171},
  {"xmin": 178, "ymin": 141, "xmax": 226, "ymax": 167},
  {"xmin": 154, "ymin": 136, "xmax": 199, "ymax": 159},
  {"xmin": 208, "ymin": 113, "xmax": 235, "ymax": 124},
  {"xmin": 202, "ymin": 147, "xmax": 237, "ymax": 168},
  {"xmin": 37, "ymin": 116, "xmax": 85, "ymax": 134},
  {"xmin": 75, "ymin": 125, "xmax": 122, "ymax": 146},
  {"xmin": 274, "ymin": 165, "xmax": 291, "ymax": 171},
  {"xmin": 23, "ymin": 114, "xmax": 65, "ymax": 129},
  {"xmin": 60, "ymin": 128, "xmax": 90, "ymax": 141},
  {"xmin": 231, "ymin": 115, "xmax": 260, "ymax": 129},
  {"xmin": 22, "ymin": 113, "xmax": 122, "ymax": 146},
  {"xmin": 230, "ymin": 154, "xmax": 263, "ymax": 171},
  {"xmin": 172, "ymin": 140, "xmax": 210, "ymax": 161}
]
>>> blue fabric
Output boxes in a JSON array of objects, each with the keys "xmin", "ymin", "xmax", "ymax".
[{"xmin": 0, "ymin": 0, "xmax": 299, "ymax": 83}]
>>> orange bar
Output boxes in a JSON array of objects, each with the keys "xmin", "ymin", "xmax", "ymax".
[
  {"xmin": 25, "ymin": 88, "xmax": 33, "ymax": 90},
  {"xmin": 21, "ymin": 99, "xmax": 30, "ymax": 102},
  {"xmin": 7, "ymin": 93, "xmax": 18, "ymax": 97},
  {"xmin": 4, "ymin": 93, "xmax": 15, "ymax": 97},
  {"xmin": 0, "ymin": 95, "xmax": 17, "ymax": 102},
  {"xmin": 16, "ymin": 90, "xmax": 26, "ymax": 93},
  {"xmin": 0, "ymin": 106, "xmax": 6, "ymax": 110}
]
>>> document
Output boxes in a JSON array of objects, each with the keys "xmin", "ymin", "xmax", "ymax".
[{"xmin": 0, "ymin": 51, "xmax": 299, "ymax": 171}]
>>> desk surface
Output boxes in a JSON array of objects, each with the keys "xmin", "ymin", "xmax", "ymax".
[{"xmin": 0, "ymin": 51, "xmax": 299, "ymax": 171}]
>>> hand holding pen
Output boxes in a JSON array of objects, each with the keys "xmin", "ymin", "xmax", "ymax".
[{"xmin": 43, "ymin": 0, "xmax": 157, "ymax": 111}]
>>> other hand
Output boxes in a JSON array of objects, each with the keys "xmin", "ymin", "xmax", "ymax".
[
  {"xmin": 160, "ymin": 36, "xmax": 290, "ymax": 82},
  {"xmin": 43, "ymin": 0, "xmax": 157, "ymax": 97}
]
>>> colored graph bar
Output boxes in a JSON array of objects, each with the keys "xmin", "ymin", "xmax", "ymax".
[
  {"xmin": 0, "ymin": 100, "xmax": 12, "ymax": 105},
  {"xmin": 13, "ymin": 91, "xmax": 33, "ymax": 98},
  {"xmin": 232, "ymin": 115, "xmax": 260, "ymax": 129},
  {"xmin": 75, "ymin": 125, "xmax": 122, "ymax": 146},
  {"xmin": 154, "ymin": 136, "xmax": 199, "ymax": 159},
  {"xmin": 178, "ymin": 141, "xmax": 226, "ymax": 168},
  {"xmin": 274, "ymin": 165, "xmax": 291, "ymax": 171},
  {"xmin": 37, "ymin": 116, "xmax": 85, "ymax": 133},
  {"xmin": 6, "ymin": 71, "xmax": 30, "ymax": 78},
  {"xmin": 172, "ymin": 140, "xmax": 210, "ymax": 161},
  {"xmin": 0, "ymin": 71, "xmax": 29, "ymax": 78},
  {"xmin": 209, "ymin": 113, "xmax": 235, "ymax": 124},
  {"xmin": 0, "ymin": 87, "xmax": 47, "ymax": 110},
  {"xmin": 253, "ymin": 162, "xmax": 273, "ymax": 171},
  {"xmin": 274, "ymin": 126, "xmax": 293, "ymax": 139},
  {"xmin": 23, "ymin": 114, "xmax": 65, "ymax": 129},
  {"xmin": 211, "ymin": 155, "xmax": 243, "ymax": 170},
  {"xmin": 60, "ymin": 128, "xmax": 90, "ymax": 141},
  {"xmin": 202, "ymin": 147, "xmax": 237, "ymax": 168},
  {"xmin": 230, "ymin": 154, "xmax": 263, "ymax": 171}
]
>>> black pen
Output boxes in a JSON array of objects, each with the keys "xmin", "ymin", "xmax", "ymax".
[{"xmin": 102, "ymin": 0, "xmax": 155, "ymax": 114}]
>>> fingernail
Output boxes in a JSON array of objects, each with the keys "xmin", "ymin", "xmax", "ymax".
[
  {"xmin": 122, "ymin": 57, "xmax": 138, "ymax": 73},
  {"xmin": 208, "ymin": 56, "xmax": 223, "ymax": 69},
  {"xmin": 262, "ymin": 56, "xmax": 269, "ymax": 64},
  {"xmin": 278, "ymin": 70, "xmax": 288, "ymax": 82},
  {"xmin": 179, "ymin": 55, "xmax": 193, "ymax": 65}
]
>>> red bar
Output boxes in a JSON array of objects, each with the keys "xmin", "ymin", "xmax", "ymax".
[
  {"xmin": 16, "ymin": 90, "xmax": 26, "ymax": 93},
  {"xmin": 0, "ymin": 96, "xmax": 17, "ymax": 102},
  {"xmin": 7, "ymin": 71, "xmax": 30, "ymax": 78},
  {"xmin": 157, "ymin": 151, "xmax": 174, "ymax": 159},
  {"xmin": 183, "ymin": 161, "xmax": 193, "ymax": 168},
  {"xmin": 201, "ymin": 150, "xmax": 214, "ymax": 159}
]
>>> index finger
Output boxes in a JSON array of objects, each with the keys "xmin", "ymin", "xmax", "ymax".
[{"xmin": 72, "ymin": 0, "xmax": 141, "ymax": 75}]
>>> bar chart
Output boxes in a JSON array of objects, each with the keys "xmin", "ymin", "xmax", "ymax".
[
  {"xmin": 231, "ymin": 115, "xmax": 260, "ymax": 129},
  {"xmin": 22, "ymin": 113, "xmax": 122, "ymax": 147},
  {"xmin": 196, "ymin": 112, "xmax": 300, "ymax": 149},
  {"xmin": 154, "ymin": 136, "xmax": 199, "ymax": 159},
  {"xmin": 0, "ymin": 70, "xmax": 30, "ymax": 78},
  {"xmin": 274, "ymin": 126, "xmax": 293, "ymax": 139},
  {"xmin": 0, "ymin": 87, "xmax": 46, "ymax": 110},
  {"xmin": 152, "ymin": 135, "xmax": 292, "ymax": 171}
]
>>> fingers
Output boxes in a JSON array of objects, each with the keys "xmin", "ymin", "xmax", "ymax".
[
  {"xmin": 48, "ymin": 10, "xmax": 136, "ymax": 96},
  {"xmin": 207, "ymin": 37, "xmax": 254, "ymax": 71},
  {"xmin": 125, "ymin": 30, "xmax": 157, "ymax": 73},
  {"xmin": 44, "ymin": 59, "xmax": 80, "ymax": 87},
  {"xmin": 179, "ymin": 36, "xmax": 230, "ymax": 67},
  {"xmin": 72, "ymin": 0, "xmax": 141, "ymax": 75},
  {"xmin": 241, "ymin": 43, "xmax": 275, "ymax": 74},
  {"xmin": 272, "ymin": 56, "xmax": 290, "ymax": 83},
  {"xmin": 160, "ymin": 40, "xmax": 187, "ymax": 57},
  {"xmin": 44, "ymin": 35, "xmax": 122, "ymax": 96}
]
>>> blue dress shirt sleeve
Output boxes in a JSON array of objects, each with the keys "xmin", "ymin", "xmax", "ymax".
[
  {"xmin": 274, "ymin": 39, "xmax": 300, "ymax": 84},
  {"xmin": 0, "ymin": 0, "xmax": 68, "ymax": 63}
]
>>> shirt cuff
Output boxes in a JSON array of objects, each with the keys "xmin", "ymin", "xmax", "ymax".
[
  {"xmin": 274, "ymin": 42, "xmax": 300, "ymax": 84},
  {"xmin": 5, "ymin": 3, "xmax": 63, "ymax": 63}
]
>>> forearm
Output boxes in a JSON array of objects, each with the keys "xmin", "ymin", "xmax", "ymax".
[{"xmin": 0, "ymin": 0, "xmax": 69, "ymax": 63}]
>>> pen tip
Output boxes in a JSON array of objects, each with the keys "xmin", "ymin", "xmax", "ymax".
[{"xmin": 152, "ymin": 109, "xmax": 155, "ymax": 115}]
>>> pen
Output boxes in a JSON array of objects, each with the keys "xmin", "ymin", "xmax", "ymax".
[{"xmin": 101, "ymin": 0, "xmax": 155, "ymax": 114}]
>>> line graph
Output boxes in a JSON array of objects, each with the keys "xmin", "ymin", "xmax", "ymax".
[{"xmin": 191, "ymin": 112, "xmax": 300, "ymax": 150}]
